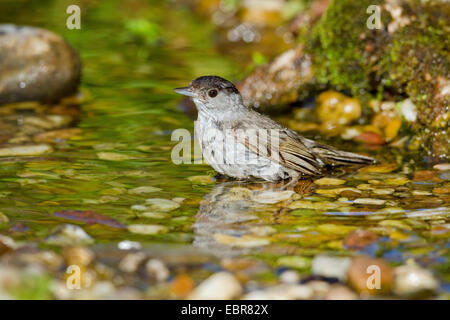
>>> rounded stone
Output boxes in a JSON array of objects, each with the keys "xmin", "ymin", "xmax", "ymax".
[{"xmin": 0, "ymin": 24, "xmax": 81, "ymax": 104}]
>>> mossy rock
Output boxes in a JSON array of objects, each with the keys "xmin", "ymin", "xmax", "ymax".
[{"xmin": 306, "ymin": 0, "xmax": 449, "ymax": 159}]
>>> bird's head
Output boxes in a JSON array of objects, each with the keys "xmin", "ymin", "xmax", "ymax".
[{"xmin": 174, "ymin": 76, "xmax": 244, "ymax": 116}]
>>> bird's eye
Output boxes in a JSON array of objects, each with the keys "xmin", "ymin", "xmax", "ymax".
[{"xmin": 208, "ymin": 89, "xmax": 218, "ymax": 98}]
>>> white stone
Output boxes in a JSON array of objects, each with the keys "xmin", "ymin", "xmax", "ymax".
[
  {"xmin": 188, "ymin": 272, "xmax": 242, "ymax": 300},
  {"xmin": 145, "ymin": 198, "xmax": 180, "ymax": 211},
  {"xmin": 312, "ymin": 255, "xmax": 352, "ymax": 282},
  {"xmin": 393, "ymin": 260, "xmax": 438, "ymax": 297}
]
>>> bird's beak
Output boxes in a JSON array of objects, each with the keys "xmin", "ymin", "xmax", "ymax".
[{"xmin": 174, "ymin": 86, "xmax": 196, "ymax": 97}]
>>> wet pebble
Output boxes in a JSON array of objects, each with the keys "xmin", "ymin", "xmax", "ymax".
[
  {"xmin": 252, "ymin": 190, "xmax": 294, "ymax": 204},
  {"xmin": 315, "ymin": 187, "xmax": 361, "ymax": 197},
  {"xmin": 63, "ymin": 246, "xmax": 94, "ymax": 267},
  {"xmin": 354, "ymin": 131, "xmax": 385, "ymax": 145},
  {"xmin": 278, "ymin": 256, "xmax": 310, "ymax": 270},
  {"xmin": 347, "ymin": 256, "xmax": 393, "ymax": 295},
  {"xmin": 372, "ymin": 188, "xmax": 395, "ymax": 195},
  {"xmin": 45, "ymin": 224, "xmax": 93, "ymax": 246},
  {"xmin": 325, "ymin": 284, "xmax": 358, "ymax": 300},
  {"xmin": 188, "ymin": 272, "xmax": 242, "ymax": 300},
  {"xmin": 312, "ymin": 255, "xmax": 352, "ymax": 282},
  {"xmin": 359, "ymin": 163, "xmax": 398, "ymax": 173},
  {"xmin": 145, "ymin": 198, "xmax": 180, "ymax": 211},
  {"xmin": 433, "ymin": 163, "xmax": 450, "ymax": 171},
  {"xmin": 131, "ymin": 205, "xmax": 147, "ymax": 212},
  {"xmin": 128, "ymin": 224, "xmax": 168, "ymax": 235},
  {"xmin": 244, "ymin": 284, "xmax": 313, "ymax": 300},
  {"xmin": 412, "ymin": 190, "xmax": 432, "ymax": 196},
  {"xmin": 304, "ymin": 280, "xmax": 331, "ymax": 299},
  {"xmin": 432, "ymin": 186, "xmax": 450, "ymax": 194},
  {"xmin": 279, "ymin": 270, "xmax": 300, "ymax": 284},
  {"xmin": 119, "ymin": 252, "xmax": 147, "ymax": 272},
  {"xmin": 214, "ymin": 233, "xmax": 270, "ymax": 248},
  {"xmin": 288, "ymin": 200, "xmax": 341, "ymax": 210},
  {"xmin": 97, "ymin": 152, "xmax": 136, "ymax": 161},
  {"xmin": 316, "ymin": 91, "xmax": 362, "ymax": 126},
  {"xmin": 393, "ymin": 260, "xmax": 438, "ymax": 298},
  {"xmin": 34, "ymin": 128, "xmax": 82, "ymax": 143},
  {"xmin": 146, "ymin": 259, "xmax": 170, "ymax": 282},
  {"xmin": 137, "ymin": 211, "xmax": 170, "ymax": 219},
  {"xmin": 187, "ymin": 175, "xmax": 215, "ymax": 185},
  {"xmin": 344, "ymin": 229, "xmax": 378, "ymax": 249},
  {"xmin": 249, "ymin": 225, "xmax": 276, "ymax": 236},
  {"xmin": 117, "ymin": 240, "xmax": 141, "ymax": 250},
  {"xmin": 171, "ymin": 273, "xmax": 195, "ymax": 298},
  {"xmin": 379, "ymin": 220, "xmax": 412, "ymax": 231},
  {"xmin": 384, "ymin": 177, "xmax": 410, "ymax": 186},
  {"xmin": 128, "ymin": 186, "xmax": 162, "ymax": 194},
  {"xmin": 353, "ymin": 198, "xmax": 386, "ymax": 205},
  {"xmin": 0, "ymin": 25, "xmax": 81, "ymax": 104},
  {"xmin": 0, "ymin": 144, "xmax": 53, "ymax": 156},
  {"xmin": 18, "ymin": 250, "xmax": 63, "ymax": 270},
  {"xmin": 317, "ymin": 224, "xmax": 356, "ymax": 235},
  {"xmin": 314, "ymin": 177, "xmax": 346, "ymax": 186}
]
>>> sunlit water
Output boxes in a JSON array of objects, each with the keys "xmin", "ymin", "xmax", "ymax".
[{"xmin": 0, "ymin": 0, "xmax": 448, "ymax": 295}]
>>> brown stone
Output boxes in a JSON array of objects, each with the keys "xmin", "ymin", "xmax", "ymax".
[
  {"xmin": 347, "ymin": 256, "xmax": 393, "ymax": 295},
  {"xmin": 0, "ymin": 25, "xmax": 81, "ymax": 104},
  {"xmin": 344, "ymin": 229, "xmax": 378, "ymax": 250}
]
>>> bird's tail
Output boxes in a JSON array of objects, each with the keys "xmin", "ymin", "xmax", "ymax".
[{"xmin": 310, "ymin": 144, "xmax": 377, "ymax": 166}]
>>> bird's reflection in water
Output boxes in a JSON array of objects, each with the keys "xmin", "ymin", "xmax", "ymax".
[{"xmin": 192, "ymin": 179, "xmax": 313, "ymax": 257}]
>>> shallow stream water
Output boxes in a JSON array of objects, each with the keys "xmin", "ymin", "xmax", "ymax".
[{"xmin": 0, "ymin": 0, "xmax": 448, "ymax": 299}]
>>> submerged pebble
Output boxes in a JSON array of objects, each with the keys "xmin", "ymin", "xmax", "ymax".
[
  {"xmin": 314, "ymin": 177, "xmax": 346, "ymax": 186},
  {"xmin": 412, "ymin": 190, "xmax": 432, "ymax": 196},
  {"xmin": 128, "ymin": 224, "xmax": 168, "ymax": 235},
  {"xmin": 317, "ymin": 224, "xmax": 356, "ymax": 235},
  {"xmin": 128, "ymin": 186, "xmax": 162, "ymax": 194},
  {"xmin": 344, "ymin": 229, "xmax": 378, "ymax": 249},
  {"xmin": 97, "ymin": 152, "xmax": 136, "ymax": 161},
  {"xmin": 189, "ymin": 272, "xmax": 242, "ymax": 300},
  {"xmin": 252, "ymin": 190, "xmax": 294, "ymax": 204},
  {"xmin": 0, "ymin": 144, "xmax": 53, "ymax": 156},
  {"xmin": 137, "ymin": 211, "xmax": 170, "ymax": 219},
  {"xmin": 353, "ymin": 198, "xmax": 386, "ymax": 205},
  {"xmin": 187, "ymin": 175, "xmax": 215, "ymax": 185},
  {"xmin": 214, "ymin": 233, "xmax": 270, "ymax": 248},
  {"xmin": 278, "ymin": 256, "xmax": 310, "ymax": 270},
  {"xmin": 372, "ymin": 188, "xmax": 395, "ymax": 195},
  {"xmin": 145, "ymin": 198, "xmax": 180, "ymax": 211},
  {"xmin": 45, "ymin": 224, "xmax": 93, "ymax": 246}
]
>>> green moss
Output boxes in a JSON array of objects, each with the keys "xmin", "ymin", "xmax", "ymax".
[
  {"xmin": 307, "ymin": 0, "xmax": 390, "ymax": 101},
  {"xmin": 306, "ymin": 0, "xmax": 449, "ymax": 158}
]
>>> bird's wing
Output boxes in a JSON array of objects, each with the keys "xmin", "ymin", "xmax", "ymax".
[
  {"xmin": 229, "ymin": 112, "xmax": 324, "ymax": 175},
  {"xmin": 301, "ymin": 137, "xmax": 376, "ymax": 165}
]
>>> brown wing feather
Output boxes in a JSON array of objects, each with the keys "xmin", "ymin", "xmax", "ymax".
[
  {"xmin": 230, "ymin": 112, "xmax": 325, "ymax": 176},
  {"xmin": 228, "ymin": 109, "xmax": 375, "ymax": 176}
]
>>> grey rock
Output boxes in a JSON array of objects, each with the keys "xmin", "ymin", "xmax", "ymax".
[{"xmin": 0, "ymin": 25, "xmax": 81, "ymax": 104}]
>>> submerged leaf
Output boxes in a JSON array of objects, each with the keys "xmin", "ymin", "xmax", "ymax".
[{"xmin": 53, "ymin": 210, "xmax": 125, "ymax": 228}]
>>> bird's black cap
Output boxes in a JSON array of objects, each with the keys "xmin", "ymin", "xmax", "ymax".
[{"xmin": 190, "ymin": 76, "xmax": 239, "ymax": 93}]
